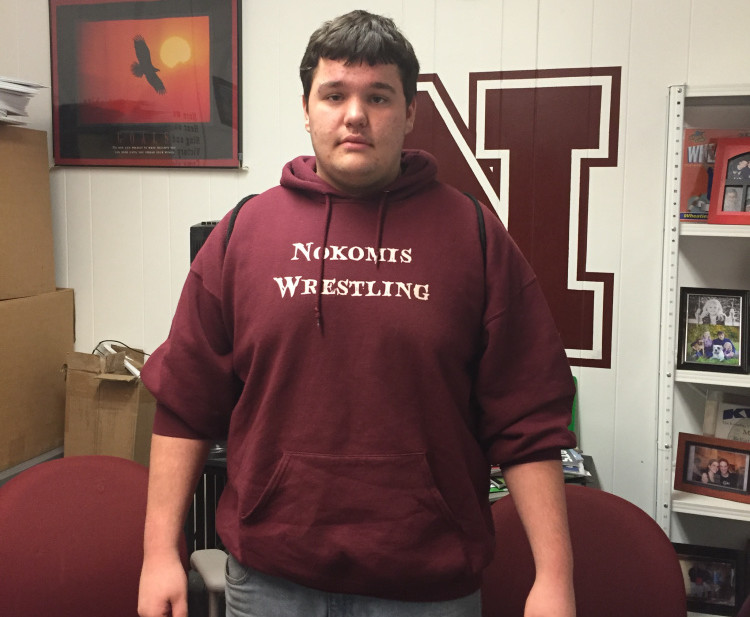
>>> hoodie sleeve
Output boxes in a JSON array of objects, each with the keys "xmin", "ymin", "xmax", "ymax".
[
  {"xmin": 141, "ymin": 213, "xmax": 242, "ymax": 441},
  {"xmin": 475, "ymin": 213, "xmax": 577, "ymax": 467}
]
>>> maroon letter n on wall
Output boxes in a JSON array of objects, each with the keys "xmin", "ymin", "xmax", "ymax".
[{"xmin": 405, "ymin": 67, "xmax": 620, "ymax": 369}]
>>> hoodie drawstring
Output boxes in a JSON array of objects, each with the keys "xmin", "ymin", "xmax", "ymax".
[
  {"xmin": 315, "ymin": 195, "xmax": 333, "ymax": 332},
  {"xmin": 374, "ymin": 192, "xmax": 388, "ymax": 269},
  {"xmin": 315, "ymin": 192, "xmax": 390, "ymax": 333}
]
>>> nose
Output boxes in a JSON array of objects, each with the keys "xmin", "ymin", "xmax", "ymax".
[{"xmin": 344, "ymin": 97, "xmax": 367, "ymax": 129}]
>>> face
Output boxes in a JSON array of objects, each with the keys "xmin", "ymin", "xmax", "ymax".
[
  {"xmin": 709, "ymin": 461, "xmax": 719, "ymax": 472},
  {"xmin": 720, "ymin": 460, "xmax": 729, "ymax": 474},
  {"xmin": 303, "ymin": 58, "xmax": 417, "ymax": 196}
]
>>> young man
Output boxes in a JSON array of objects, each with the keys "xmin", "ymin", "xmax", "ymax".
[
  {"xmin": 138, "ymin": 10, "xmax": 576, "ymax": 617},
  {"xmin": 717, "ymin": 459, "xmax": 739, "ymax": 489}
]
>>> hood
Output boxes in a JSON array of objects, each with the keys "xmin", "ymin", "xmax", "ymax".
[
  {"xmin": 278, "ymin": 149, "xmax": 439, "ymax": 334},
  {"xmin": 280, "ymin": 149, "xmax": 438, "ymax": 202}
]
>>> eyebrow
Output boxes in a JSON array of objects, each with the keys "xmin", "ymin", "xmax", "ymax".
[{"xmin": 316, "ymin": 80, "xmax": 398, "ymax": 94}]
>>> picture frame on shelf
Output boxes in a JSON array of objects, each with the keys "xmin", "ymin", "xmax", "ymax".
[
  {"xmin": 677, "ymin": 287, "xmax": 748, "ymax": 374},
  {"xmin": 672, "ymin": 542, "xmax": 747, "ymax": 616},
  {"xmin": 674, "ymin": 432, "xmax": 750, "ymax": 505},
  {"xmin": 708, "ymin": 138, "xmax": 750, "ymax": 224},
  {"xmin": 680, "ymin": 129, "xmax": 750, "ymax": 222},
  {"xmin": 49, "ymin": 0, "xmax": 241, "ymax": 168},
  {"xmin": 703, "ymin": 390, "xmax": 750, "ymax": 443}
]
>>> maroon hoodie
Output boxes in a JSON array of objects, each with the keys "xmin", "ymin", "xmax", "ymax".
[{"xmin": 142, "ymin": 150, "xmax": 575, "ymax": 601}]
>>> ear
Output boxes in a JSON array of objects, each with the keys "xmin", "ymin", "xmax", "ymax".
[
  {"xmin": 302, "ymin": 95, "xmax": 310, "ymax": 133},
  {"xmin": 404, "ymin": 96, "xmax": 417, "ymax": 135}
]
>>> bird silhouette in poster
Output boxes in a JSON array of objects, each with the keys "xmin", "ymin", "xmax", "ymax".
[{"xmin": 131, "ymin": 35, "xmax": 166, "ymax": 95}]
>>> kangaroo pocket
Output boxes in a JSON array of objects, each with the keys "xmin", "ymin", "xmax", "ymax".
[{"xmin": 238, "ymin": 451, "xmax": 474, "ymax": 592}]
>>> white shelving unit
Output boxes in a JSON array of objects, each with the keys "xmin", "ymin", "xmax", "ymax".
[
  {"xmin": 657, "ymin": 85, "xmax": 750, "ymax": 540},
  {"xmin": 680, "ymin": 224, "xmax": 750, "ymax": 239},
  {"xmin": 672, "ymin": 489, "xmax": 750, "ymax": 523}
]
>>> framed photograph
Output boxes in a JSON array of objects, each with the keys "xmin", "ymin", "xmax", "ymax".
[
  {"xmin": 674, "ymin": 432, "xmax": 750, "ymax": 504},
  {"xmin": 708, "ymin": 138, "xmax": 750, "ymax": 224},
  {"xmin": 677, "ymin": 287, "xmax": 748, "ymax": 374},
  {"xmin": 50, "ymin": 0, "xmax": 240, "ymax": 167},
  {"xmin": 704, "ymin": 390, "xmax": 750, "ymax": 443},
  {"xmin": 680, "ymin": 129, "xmax": 750, "ymax": 222},
  {"xmin": 673, "ymin": 543, "xmax": 747, "ymax": 615}
]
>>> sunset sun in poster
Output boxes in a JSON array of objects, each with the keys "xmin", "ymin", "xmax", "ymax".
[
  {"xmin": 161, "ymin": 36, "xmax": 192, "ymax": 68},
  {"xmin": 77, "ymin": 16, "xmax": 210, "ymax": 124}
]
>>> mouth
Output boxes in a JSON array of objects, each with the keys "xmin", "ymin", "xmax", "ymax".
[{"xmin": 339, "ymin": 135, "xmax": 372, "ymax": 148}]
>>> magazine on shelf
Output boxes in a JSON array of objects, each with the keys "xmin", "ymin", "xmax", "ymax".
[
  {"xmin": 703, "ymin": 390, "xmax": 750, "ymax": 443},
  {"xmin": 680, "ymin": 128, "xmax": 750, "ymax": 221}
]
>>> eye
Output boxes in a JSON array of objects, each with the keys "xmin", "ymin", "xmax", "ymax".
[{"xmin": 371, "ymin": 95, "xmax": 388, "ymax": 104}]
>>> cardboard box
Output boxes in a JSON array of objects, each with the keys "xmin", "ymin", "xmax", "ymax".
[
  {"xmin": 64, "ymin": 349, "xmax": 155, "ymax": 466},
  {"xmin": 0, "ymin": 288, "xmax": 75, "ymax": 472},
  {"xmin": 0, "ymin": 125, "xmax": 56, "ymax": 300}
]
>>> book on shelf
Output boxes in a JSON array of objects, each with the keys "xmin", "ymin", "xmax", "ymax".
[
  {"xmin": 680, "ymin": 128, "xmax": 750, "ymax": 222},
  {"xmin": 0, "ymin": 76, "xmax": 45, "ymax": 125}
]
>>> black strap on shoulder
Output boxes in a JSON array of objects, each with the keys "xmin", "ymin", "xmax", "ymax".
[
  {"xmin": 463, "ymin": 192, "xmax": 486, "ymax": 270},
  {"xmin": 224, "ymin": 193, "xmax": 257, "ymax": 250}
]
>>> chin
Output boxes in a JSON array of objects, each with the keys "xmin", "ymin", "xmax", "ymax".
[{"xmin": 331, "ymin": 166, "xmax": 386, "ymax": 191}]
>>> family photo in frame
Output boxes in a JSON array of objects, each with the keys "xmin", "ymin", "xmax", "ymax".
[
  {"xmin": 708, "ymin": 138, "xmax": 750, "ymax": 224},
  {"xmin": 673, "ymin": 542, "xmax": 748, "ymax": 616},
  {"xmin": 677, "ymin": 288, "xmax": 748, "ymax": 374},
  {"xmin": 674, "ymin": 432, "xmax": 750, "ymax": 504}
]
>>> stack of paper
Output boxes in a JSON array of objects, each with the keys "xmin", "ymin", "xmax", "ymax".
[
  {"xmin": 561, "ymin": 448, "xmax": 590, "ymax": 480},
  {"xmin": 0, "ymin": 76, "xmax": 45, "ymax": 125}
]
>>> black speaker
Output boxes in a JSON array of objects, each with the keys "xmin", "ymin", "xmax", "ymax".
[{"xmin": 190, "ymin": 221, "xmax": 218, "ymax": 263}]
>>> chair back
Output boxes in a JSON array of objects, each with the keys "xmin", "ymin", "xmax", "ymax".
[
  {"xmin": 0, "ymin": 455, "xmax": 185, "ymax": 617},
  {"xmin": 481, "ymin": 484, "xmax": 686, "ymax": 617},
  {"xmin": 737, "ymin": 593, "xmax": 750, "ymax": 617}
]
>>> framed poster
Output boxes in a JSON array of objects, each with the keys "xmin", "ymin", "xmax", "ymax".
[
  {"xmin": 49, "ymin": 0, "xmax": 240, "ymax": 167},
  {"xmin": 707, "ymin": 138, "xmax": 750, "ymax": 224},
  {"xmin": 676, "ymin": 287, "xmax": 748, "ymax": 374}
]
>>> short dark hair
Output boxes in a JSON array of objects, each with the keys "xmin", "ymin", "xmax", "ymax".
[{"xmin": 300, "ymin": 10, "xmax": 420, "ymax": 104}]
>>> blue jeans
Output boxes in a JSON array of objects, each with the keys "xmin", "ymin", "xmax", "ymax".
[{"xmin": 225, "ymin": 553, "xmax": 481, "ymax": 617}]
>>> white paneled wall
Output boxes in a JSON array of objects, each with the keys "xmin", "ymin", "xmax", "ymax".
[{"xmin": 3, "ymin": 0, "xmax": 750, "ymax": 521}]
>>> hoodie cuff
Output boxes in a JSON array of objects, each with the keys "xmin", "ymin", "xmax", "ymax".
[
  {"xmin": 152, "ymin": 402, "xmax": 216, "ymax": 440},
  {"xmin": 496, "ymin": 446, "xmax": 567, "ymax": 470}
]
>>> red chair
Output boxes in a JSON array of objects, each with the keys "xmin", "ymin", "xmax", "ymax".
[
  {"xmin": 0, "ymin": 455, "xmax": 187, "ymax": 617},
  {"xmin": 481, "ymin": 484, "xmax": 686, "ymax": 617},
  {"xmin": 737, "ymin": 594, "xmax": 750, "ymax": 617}
]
